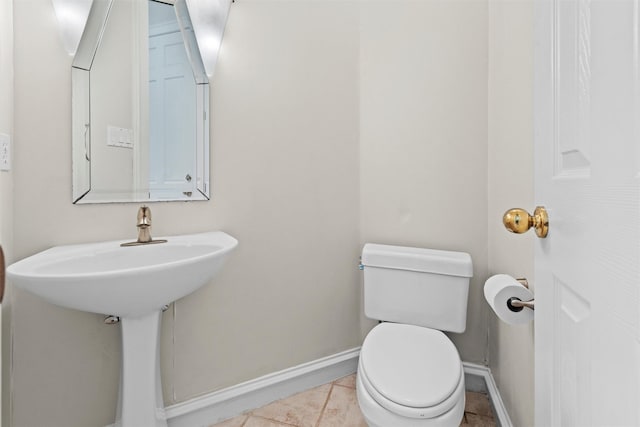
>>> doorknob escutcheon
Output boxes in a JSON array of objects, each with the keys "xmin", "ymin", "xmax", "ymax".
[{"xmin": 503, "ymin": 206, "xmax": 549, "ymax": 238}]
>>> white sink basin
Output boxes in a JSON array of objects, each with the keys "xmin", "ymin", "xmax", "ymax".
[
  {"xmin": 7, "ymin": 231, "xmax": 237, "ymax": 317},
  {"xmin": 7, "ymin": 231, "xmax": 238, "ymax": 427}
]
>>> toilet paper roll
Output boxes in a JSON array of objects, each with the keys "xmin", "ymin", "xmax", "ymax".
[{"xmin": 484, "ymin": 274, "xmax": 534, "ymax": 325}]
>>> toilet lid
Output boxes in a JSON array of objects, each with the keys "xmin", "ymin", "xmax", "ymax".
[{"xmin": 360, "ymin": 323, "xmax": 462, "ymax": 409}]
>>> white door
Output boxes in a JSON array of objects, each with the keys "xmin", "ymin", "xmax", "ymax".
[
  {"xmin": 148, "ymin": 30, "xmax": 197, "ymax": 199},
  {"xmin": 535, "ymin": 0, "xmax": 640, "ymax": 425}
]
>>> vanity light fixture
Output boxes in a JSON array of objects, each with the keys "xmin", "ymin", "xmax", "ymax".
[
  {"xmin": 51, "ymin": 0, "xmax": 93, "ymax": 55},
  {"xmin": 52, "ymin": 0, "xmax": 232, "ymax": 76},
  {"xmin": 186, "ymin": 0, "xmax": 233, "ymax": 76}
]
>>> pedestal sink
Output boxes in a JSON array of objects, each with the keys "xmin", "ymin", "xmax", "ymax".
[{"xmin": 7, "ymin": 231, "xmax": 238, "ymax": 427}]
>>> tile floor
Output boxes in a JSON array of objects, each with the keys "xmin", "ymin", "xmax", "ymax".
[{"xmin": 210, "ymin": 374, "xmax": 497, "ymax": 427}]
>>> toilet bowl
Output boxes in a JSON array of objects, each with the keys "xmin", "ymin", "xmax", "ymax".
[
  {"xmin": 356, "ymin": 323, "xmax": 465, "ymax": 427},
  {"xmin": 356, "ymin": 244, "xmax": 472, "ymax": 427}
]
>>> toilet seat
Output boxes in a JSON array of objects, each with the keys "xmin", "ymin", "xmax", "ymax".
[{"xmin": 358, "ymin": 323, "xmax": 464, "ymax": 419}]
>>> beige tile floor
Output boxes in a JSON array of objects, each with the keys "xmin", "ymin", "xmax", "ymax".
[{"xmin": 210, "ymin": 374, "xmax": 496, "ymax": 427}]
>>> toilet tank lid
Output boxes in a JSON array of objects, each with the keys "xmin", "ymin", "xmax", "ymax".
[{"xmin": 361, "ymin": 244, "xmax": 473, "ymax": 277}]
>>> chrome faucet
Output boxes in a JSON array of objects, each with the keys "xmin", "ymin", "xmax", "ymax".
[
  {"xmin": 137, "ymin": 206, "xmax": 153, "ymax": 243},
  {"xmin": 121, "ymin": 206, "xmax": 167, "ymax": 247}
]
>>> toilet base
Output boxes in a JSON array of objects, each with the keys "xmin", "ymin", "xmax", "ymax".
[{"xmin": 356, "ymin": 371, "xmax": 465, "ymax": 427}]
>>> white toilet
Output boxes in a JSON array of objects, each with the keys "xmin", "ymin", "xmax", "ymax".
[{"xmin": 356, "ymin": 243, "xmax": 473, "ymax": 427}]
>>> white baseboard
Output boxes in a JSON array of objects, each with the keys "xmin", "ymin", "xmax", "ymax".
[
  {"xmin": 165, "ymin": 348, "xmax": 360, "ymax": 427},
  {"xmin": 463, "ymin": 362, "xmax": 514, "ymax": 427},
  {"xmin": 165, "ymin": 349, "xmax": 512, "ymax": 427}
]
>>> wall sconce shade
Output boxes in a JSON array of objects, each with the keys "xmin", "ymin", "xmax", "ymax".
[
  {"xmin": 186, "ymin": 0, "xmax": 232, "ymax": 76},
  {"xmin": 51, "ymin": 0, "xmax": 93, "ymax": 55},
  {"xmin": 53, "ymin": 0, "xmax": 232, "ymax": 76}
]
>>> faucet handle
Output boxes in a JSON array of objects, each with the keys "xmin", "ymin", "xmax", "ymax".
[
  {"xmin": 137, "ymin": 206, "xmax": 151, "ymax": 227},
  {"xmin": 121, "ymin": 206, "xmax": 167, "ymax": 247}
]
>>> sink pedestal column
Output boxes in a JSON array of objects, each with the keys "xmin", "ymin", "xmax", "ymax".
[{"xmin": 116, "ymin": 311, "xmax": 167, "ymax": 427}]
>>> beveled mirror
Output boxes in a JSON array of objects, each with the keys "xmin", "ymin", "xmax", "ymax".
[{"xmin": 72, "ymin": 0, "xmax": 210, "ymax": 203}]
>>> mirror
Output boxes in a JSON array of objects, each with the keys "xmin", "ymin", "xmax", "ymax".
[{"xmin": 72, "ymin": 0, "xmax": 210, "ymax": 203}]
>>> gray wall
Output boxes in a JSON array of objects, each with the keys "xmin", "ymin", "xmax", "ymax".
[
  {"xmin": 0, "ymin": 0, "xmax": 13, "ymax": 423},
  {"xmin": 358, "ymin": 1, "xmax": 489, "ymax": 360},
  {"xmin": 488, "ymin": 1, "xmax": 535, "ymax": 426},
  {"xmin": 7, "ymin": 1, "xmax": 492, "ymax": 426}
]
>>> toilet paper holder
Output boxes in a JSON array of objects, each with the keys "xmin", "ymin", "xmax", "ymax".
[{"xmin": 507, "ymin": 278, "xmax": 535, "ymax": 311}]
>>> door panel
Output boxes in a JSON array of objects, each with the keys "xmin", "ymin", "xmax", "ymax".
[
  {"xmin": 535, "ymin": 0, "xmax": 640, "ymax": 425},
  {"xmin": 149, "ymin": 30, "xmax": 197, "ymax": 199}
]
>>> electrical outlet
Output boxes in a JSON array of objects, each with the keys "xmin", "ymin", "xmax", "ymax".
[{"xmin": 0, "ymin": 133, "xmax": 10, "ymax": 171}]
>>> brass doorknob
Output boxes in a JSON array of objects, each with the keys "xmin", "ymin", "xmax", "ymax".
[
  {"xmin": 0, "ymin": 244, "xmax": 5, "ymax": 304},
  {"xmin": 503, "ymin": 206, "xmax": 549, "ymax": 238}
]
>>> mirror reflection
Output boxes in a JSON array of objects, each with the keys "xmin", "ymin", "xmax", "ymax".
[{"xmin": 72, "ymin": 0, "xmax": 210, "ymax": 203}]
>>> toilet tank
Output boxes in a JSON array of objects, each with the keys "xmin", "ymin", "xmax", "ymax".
[{"xmin": 361, "ymin": 243, "xmax": 473, "ymax": 333}]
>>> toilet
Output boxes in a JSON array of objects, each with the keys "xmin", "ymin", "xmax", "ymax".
[{"xmin": 356, "ymin": 243, "xmax": 473, "ymax": 427}]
